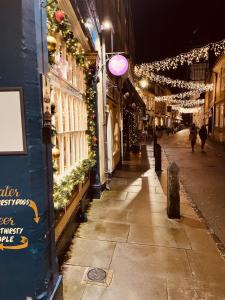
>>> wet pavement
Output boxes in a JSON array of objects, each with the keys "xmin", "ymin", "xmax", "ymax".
[
  {"xmin": 62, "ymin": 143, "xmax": 225, "ymax": 300},
  {"xmin": 160, "ymin": 129, "xmax": 225, "ymax": 246}
]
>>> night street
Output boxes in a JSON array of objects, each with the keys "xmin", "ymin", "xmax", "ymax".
[
  {"xmin": 1, "ymin": 0, "xmax": 225, "ymax": 299},
  {"xmin": 160, "ymin": 129, "xmax": 225, "ymax": 246}
]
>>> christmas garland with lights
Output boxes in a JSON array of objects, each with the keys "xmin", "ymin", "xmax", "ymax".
[
  {"xmin": 46, "ymin": 0, "xmax": 97, "ymax": 210},
  {"xmin": 168, "ymin": 99, "xmax": 205, "ymax": 108},
  {"xmin": 135, "ymin": 72, "xmax": 213, "ymax": 92},
  {"xmin": 135, "ymin": 39, "xmax": 225, "ymax": 73},
  {"xmin": 179, "ymin": 107, "xmax": 202, "ymax": 114},
  {"xmin": 155, "ymin": 90, "xmax": 204, "ymax": 101},
  {"xmin": 54, "ymin": 158, "xmax": 96, "ymax": 210},
  {"xmin": 46, "ymin": 0, "xmax": 85, "ymax": 66}
]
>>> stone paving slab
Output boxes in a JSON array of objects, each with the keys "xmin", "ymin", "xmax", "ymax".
[
  {"xmin": 65, "ymin": 238, "xmax": 116, "ymax": 269},
  {"xmin": 128, "ymin": 224, "xmax": 191, "ymax": 249},
  {"xmin": 76, "ymin": 221, "xmax": 130, "ymax": 243},
  {"xmin": 62, "ymin": 145, "xmax": 225, "ymax": 300}
]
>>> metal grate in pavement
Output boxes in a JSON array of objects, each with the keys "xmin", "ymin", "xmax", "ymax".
[
  {"xmin": 87, "ymin": 268, "xmax": 107, "ymax": 282},
  {"xmin": 82, "ymin": 267, "xmax": 113, "ymax": 287}
]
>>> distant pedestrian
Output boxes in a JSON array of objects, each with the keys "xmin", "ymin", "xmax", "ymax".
[
  {"xmin": 189, "ymin": 123, "xmax": 197, "ymax": 152},
  {"xmin": 148, "ymin": 125, "xmax": 153, "ymax": 141},
  {"xmin": 171, "ymin": 125, "xmax": 175, "ymax": 134},
  {"xmin": 166, "ymin": 127, "xmax": 171, "ymax": 136},
  {"xmin": 199, "ymin": 125, "xmax": 208, "ymax": 151},
  {"xmin": 142, "ymin": 127, "xmax": 148, "ymax": 142}
]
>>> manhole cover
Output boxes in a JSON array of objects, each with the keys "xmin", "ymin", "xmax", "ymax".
[{"xmin": 87, "ymin": 268, "xmax": 107, "ymax": 282}]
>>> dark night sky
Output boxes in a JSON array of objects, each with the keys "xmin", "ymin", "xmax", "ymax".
[{"xmin": 131, "ymin": 0, "xmax": 225, "ymax": 64}]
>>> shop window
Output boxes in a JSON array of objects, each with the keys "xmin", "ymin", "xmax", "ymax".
[
  {"xmin": 220, "ymin": 103, "xmax": 224, "ymax": 128},
  {"xmin": 52, "ymin": 33, "xmax": 85, "ymax": 94},
  {"xmin": 49, "ymin": 36, "xmax": 88, "ymax": 178},
  {"xmin": 113, "ymin": 110, "xmax": 120, "ymax": 155},
  {"xmin": 52, "ymin": 89, "xmax": 88, "ymax": 177},
  {"xmin": 215, "ymin": 105, "xmax": 220, "ymax": 127},
  {"xmin": 220, "ymin": 68, "xmax": 225, "ymax": 99}
]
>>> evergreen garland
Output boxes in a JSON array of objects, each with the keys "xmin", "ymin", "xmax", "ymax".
[
  {"xmin": 46, "ymin": 0, "xmax": 85, "ymax": 66},
  {"xmin": 54, "ymin": 158, "xmax": 96, "ymax": 210},
  {"xmin": 46, "ymin": 0, "xmax": 97, "ymax": 210}
]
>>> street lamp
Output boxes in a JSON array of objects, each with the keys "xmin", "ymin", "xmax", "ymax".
[
  {"xmin": 100, "ymin": 19, "xmax": 128, "ymax": 188},
  {"xmin": 101, "ymin": 19, "xmax": 114, "ymax": 189},
  {"xmin": 139, "ymin": 78, "xmax": 149, "ymax": 89},
  {"xmin": 101, "ymin": 19, "xmax": 114, "ymax": 52},
  {"xmin": 102, "ymin": 20, "xmax": 113, "ymax": 31}
]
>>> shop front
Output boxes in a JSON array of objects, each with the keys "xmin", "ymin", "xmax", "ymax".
[
  {"xmin": 122, "ymin": 79, "xmax": 146, "ymax": 154},
  {"xmin": 0, "ymin": 0, "xmax": 101, "ymax": 298},
  {"xmin": 0, "ymin": 1, "xmax": 62, "ymax": 299},
  {"xmin": 205, "ymin": 54, "xmax": 225, "ymax": 142}
]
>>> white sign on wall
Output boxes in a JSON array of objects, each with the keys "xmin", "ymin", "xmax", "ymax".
[{"xmin": 0, "ymin": 89, "xmax": 26, "ymax": 154}]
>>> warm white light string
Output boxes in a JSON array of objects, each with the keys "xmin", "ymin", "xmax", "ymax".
[
  {"xmin": 178, "ymin": 107, "xmax": 202, "ymax": 113},
  {"xmin": 137, "ymin": 72, "xmax": 213, "ymax": 91},
  {"xmin": 135, "ymin": 39, "xmax": 225, "ymax": 73},
  {"xmin": 171, "ymin": 99, "xmax": 204, "ymax": 108},
  {"xmin": 155, "ymin": 90, "xmax": 204, "ymax": 101}
]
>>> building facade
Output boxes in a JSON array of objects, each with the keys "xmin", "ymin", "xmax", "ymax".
[
  {"xmin": 205, "ymin": 54, "xmax": 225, "ymax": 142},
  {"xmin": 0, "ymin": 0, "xmax": 145, "ymax": 297}
]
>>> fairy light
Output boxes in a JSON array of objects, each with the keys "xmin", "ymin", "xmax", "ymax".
[
  {"xmin": 155, "ymin": 90, "xmax": 204, "ymax": 101},
  {"xmin": 136, "ymin": 73, "xmax": 213, "ymax": 91},
  {"xmin": 139, "ymin": 78, "xmax": 149, "ymax": 89},
  {"xmin": 178, "ymin": 107, "xmax": 202, "ymax": 114},
  {"xmin": 135, "ymin": 38, "xmax": 225, "ymax": 73},
  {"xmin": 169, "ymin": 99, "xmax": 205, "ymax": 108}
]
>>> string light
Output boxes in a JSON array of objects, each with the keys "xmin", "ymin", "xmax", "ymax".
[
  {"xmin": 169, "ymin": 99, "xmax": 205, "ymax": 108},
  {"xmin": 135, "ymin": 38, "xmax": 225, "ymax": 73},
  {"xmin": 136, "ymin": 73, "xmax": 213, "ymax": 91},
  {"xmin": 178, "ymin": 107, "xmax": 202, "ymax": 114},
  {"xmin": 139, "ymin": 78, "xmax": 149, "ymax": 89},
  {"xmin": 155, "ymin": 90, "xmax": 204, "ymax": 101}
]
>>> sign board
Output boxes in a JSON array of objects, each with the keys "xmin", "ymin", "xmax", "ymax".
[
  {"xmin": 0, "ymin": 88, "xmax": 26, "ymax": 154},
  {"xmin": 108, "ymin": 55, "xmax": 129, "ymax": 77}
]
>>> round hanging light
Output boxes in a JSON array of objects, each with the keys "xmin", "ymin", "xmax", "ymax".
[{"xmin": 108, "ymin": 55, "xmax": 129, "ymax": 77}]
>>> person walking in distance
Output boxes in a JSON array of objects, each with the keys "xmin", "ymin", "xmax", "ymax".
[
  {"xmin": 199, "ymin": 125, "xmax": 208, "ymax": 152},
  {"xmin": 189, "ymin": 123, "xmax": 197, "ymax": 152}
]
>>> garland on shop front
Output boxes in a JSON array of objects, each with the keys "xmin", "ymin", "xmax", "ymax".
[
  {"xmin": 53, "ymin": 159, "xmax": 96, "ymax": 210},
  {"xmin": 135, "ymin": 39, "xmax": 225, "ymax": 73},
  {"xmin": 47, "ymin": 0, "xmax": 97, "ymax": 210},
  {"xmin": 46, "ymin": 0, "xmax": 85, "ymax": 66}
]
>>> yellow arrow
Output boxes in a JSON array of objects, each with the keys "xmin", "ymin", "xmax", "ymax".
[
  {"xmin": 29, "ymin": 200, "xmax": 40, "ymax": 224},
  {"xmin": 0, "ymin": 236, "xmax": 29, "ymax": 251}
]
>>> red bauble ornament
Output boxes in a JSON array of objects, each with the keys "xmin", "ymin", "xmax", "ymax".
[{"xmin": 55, "ymin": 10, "xmax": 65, "ymax": 23}]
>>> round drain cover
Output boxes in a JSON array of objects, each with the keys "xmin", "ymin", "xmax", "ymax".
[{"xmin": 87, "ymin": 268, "xmax": 107, "ymax": 282}]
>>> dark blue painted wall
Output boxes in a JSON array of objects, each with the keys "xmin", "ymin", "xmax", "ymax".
[{"xmin": 0, "ymin": 1, "xmax": 60, "ymax": 299}]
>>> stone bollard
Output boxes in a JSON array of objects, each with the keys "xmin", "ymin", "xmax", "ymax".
[
  {"xmin": 155, "ymin": 144, "xmax": 162, "ymax": 172},
  {"xmin": 167, "ymin": 162, "xmax": 180, "ymax": 219}
]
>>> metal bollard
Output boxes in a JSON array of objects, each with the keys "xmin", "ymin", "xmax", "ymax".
[
  {"xmin": 167, "ymin": 162, "xmax": 180, "ymax": 219},
  {"xmin": 155, "ymin": 144, "xmax": 162, "ymax": 172}
]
